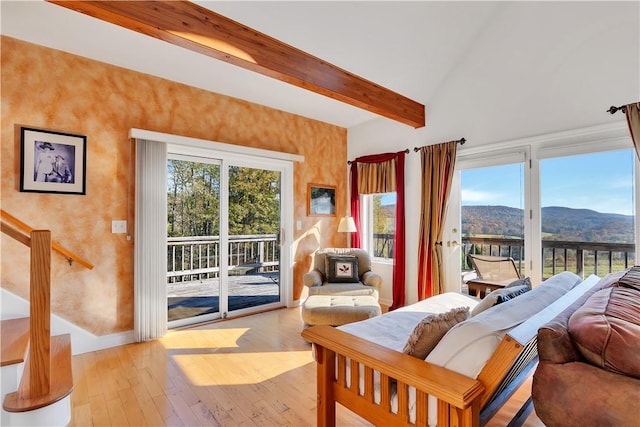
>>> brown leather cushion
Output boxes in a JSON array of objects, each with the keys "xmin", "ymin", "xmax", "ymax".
[
  {"xmin": 568, "ymin": 286, "xmax": 640, "ymax": 379},
  {"xmin": 616, "ymin": 265, "xmax": 640, "ymax": 292}
]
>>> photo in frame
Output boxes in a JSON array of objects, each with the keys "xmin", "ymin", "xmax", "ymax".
[
  {"xmin": 307, "ymin": 183, "xmax": 336, "ymax": 216},
  {"xmin": 20, "ymin": 127, "xmax": 87, "ymax": 195}
]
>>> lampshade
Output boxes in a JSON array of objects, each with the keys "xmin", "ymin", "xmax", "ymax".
[{"xmin": 338, "ymin": 216, "xmax": 357, "ymax": 233}]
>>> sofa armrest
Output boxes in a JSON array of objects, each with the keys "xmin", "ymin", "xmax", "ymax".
[
  {"xmin": 303, "ymin": 269, "xmax": 323, "ymax": 288},
  {"xmin": 361, "ymin": 271, "xmax": 382, "ymax": 291},
  {"xmin": 537, "ymin": 319, "xmax": 582, "ymax": 364}
]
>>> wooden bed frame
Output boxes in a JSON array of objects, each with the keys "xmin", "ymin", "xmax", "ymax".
[{"xmin": 301, "ymin": 276, "xmax": 598, "ymax": 427}]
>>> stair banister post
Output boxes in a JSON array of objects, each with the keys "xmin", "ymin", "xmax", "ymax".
[{"xmin": 26, "ymin": 229, "xmax": 51, "ymax": 398}]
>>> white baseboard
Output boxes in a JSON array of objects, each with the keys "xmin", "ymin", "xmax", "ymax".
[{"xmin": 1, "ymin": 288, "xmax": 134, "ymax": 355}]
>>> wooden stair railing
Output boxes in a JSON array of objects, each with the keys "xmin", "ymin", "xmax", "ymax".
[
  {"xmin": 1, "ymin": 223, "xmax": 75, "ymax": 413},
  {"xmin": 1, "ymin": 210, "xmax": 94, "ymax": 270}
]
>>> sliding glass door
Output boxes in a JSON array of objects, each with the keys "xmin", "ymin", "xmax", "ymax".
[{"xmin": 167, "ymin": 155, "xmax": 282, "ymax": 327}]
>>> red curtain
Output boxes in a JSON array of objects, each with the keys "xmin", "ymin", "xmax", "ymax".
[{"xmin": 350, "ymin": 151, "xmax": 406, "ymax": 309}]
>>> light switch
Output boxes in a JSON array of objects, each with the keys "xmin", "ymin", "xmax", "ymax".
[
  {"xmin": 112, "ymin": 220, "xmax": 127, "ymax": 234},
  {"xmin": 296, "ymin": 220, "xmax": 302, "ymax": 231}
]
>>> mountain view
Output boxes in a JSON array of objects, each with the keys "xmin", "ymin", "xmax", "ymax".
[{"xmin": 462, "ymin": 205, "xmax": 634, "ymax": 243}]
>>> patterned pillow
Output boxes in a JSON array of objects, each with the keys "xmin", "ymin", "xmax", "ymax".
[
  {"xmin": 403, "ymin": 307, "xmax": 470, "ymax": 359},
  {"xmin": 471, "ymin": 284, "xmax": 531, "ymax": 316},
  {"xmin": 325, "ymin": 254, "xmax": 359, "ymax": 283},
  {"xmin": 506, "ymin": 276, "xmax": 532, "ymax": 290}
]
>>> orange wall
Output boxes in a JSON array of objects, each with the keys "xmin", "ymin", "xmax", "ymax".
[{"xmin": 1, "ymin": 36, "xmax": 347, "ymax": 335}]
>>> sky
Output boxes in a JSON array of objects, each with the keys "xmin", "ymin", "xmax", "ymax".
[{"xmin": 461, "ymin": 148, "xmax": 635, "ymax": 216}]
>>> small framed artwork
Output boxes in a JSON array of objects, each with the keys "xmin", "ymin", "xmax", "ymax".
[
  {"xmin": 20, "ymin": 127, "xmax": 87, "ymax": 195},
  {"xmin": 307, "ymin": 183, "xmax": 336, "ymax": 216}
]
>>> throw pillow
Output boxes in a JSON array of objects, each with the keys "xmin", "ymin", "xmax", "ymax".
[
  {"xmin": 568, "ymin": 286, "xmax": 640, "ymax": 379},
  {"xmin": 403, "ymin": 307, "xmax": 470, "ymax": 359},
  {"xmin": 506, "ymin": 276, "xmax": 532, "ymax": 290},
  {"xmin": 325, "ymin": 254, "xmax": 359, "ymax": 283},
  {"xmin": 471, "ymin": 284, "xmax": 530, "ymax": 316}
]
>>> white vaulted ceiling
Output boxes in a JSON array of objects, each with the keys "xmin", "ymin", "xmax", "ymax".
[{"xmin": 2, "ymin": 1, "xmax": 638, "ymax": 144}]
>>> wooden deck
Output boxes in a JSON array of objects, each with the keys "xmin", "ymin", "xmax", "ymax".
[
  {"xmin": 168, "ymin": 272, "xmax": 279, "ymax": 298},
  {"xmin": 168, "ymin": 273, "xmax": 280, "ymax": 321}
]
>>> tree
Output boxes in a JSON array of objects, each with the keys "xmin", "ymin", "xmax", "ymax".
[
  {"xmin": 228, "ymin": 166, "xmax": 280, "ymax": 235},
  {"xmin": 167, "ymin": 160, "xmax": 280, "ymax": 237}
]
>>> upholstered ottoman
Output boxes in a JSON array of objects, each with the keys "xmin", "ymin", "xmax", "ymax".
[{"xmin": 301, "ymin": 295, "xmax": 381, "ymax": 327}]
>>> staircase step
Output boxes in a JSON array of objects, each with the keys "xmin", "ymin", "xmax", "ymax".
[
  {"xmin": 3, "ymin": 334, "xmax": 73, "ymax": 412},
  {"xmin": 1, "ymin": 318, "xmax": 30, "ymax": 367}
]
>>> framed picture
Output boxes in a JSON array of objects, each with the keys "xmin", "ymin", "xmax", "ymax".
[
  {"xmin": 307, "ymin": 183, "xmax": 336, "ymax": 216},
  {"xmin": 20, "ymin": 127, "xmax": 87, "ymax": 195}
]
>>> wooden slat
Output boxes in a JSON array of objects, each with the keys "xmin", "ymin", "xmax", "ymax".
[
  {"xmin": 415, "ymin": 389, "xmax": 428, "ymax": 427},
  {"xmin": 1, "ymin": 210, "xmax": 94, "ymax": 269},
  {"xmin": 351, "ymin": 360, "xmax": 360, "ymax": 394},
  {"xmin": 380, "ymin": 373, "xmax": 391, "ymax": 412},
  {"xmin": 0, "ymin": 318, "xmax": 30, "ymax": 367},
  {"xmin": 397, "ymin": 382, "xmax": 409, "ymax": 423},
  {"xmin": 47, "ymin": 0, "xmax": 426, "ymax": 128},
  {"xmin": 3, "ymin": 334, "xmax": 74, "ymax": 412},
  {"xmin": 363, "ymin": 366, "xmax": 373, "ymax": 403}
]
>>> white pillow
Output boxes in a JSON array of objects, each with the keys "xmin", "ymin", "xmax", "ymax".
[{"xmin": 426, "ymin": 271, "xmax": 582, "ymax": 379}]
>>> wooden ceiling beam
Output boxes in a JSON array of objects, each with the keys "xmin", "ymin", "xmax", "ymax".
[{"xmin": 48, "ymin": 0, "xmax": 425, "ymax": 128}]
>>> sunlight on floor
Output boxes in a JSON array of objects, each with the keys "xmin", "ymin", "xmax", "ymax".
[
  {"xmin": 160, "ymin": 328, "xmax": 249, "ymax": 349},
  {"xmin": 158, "ymin": 326, "xmax": 314, "ymax": 386},
  {"xmin": 172, "ymin": 351, "xmax": 313, "ymax": 386}
]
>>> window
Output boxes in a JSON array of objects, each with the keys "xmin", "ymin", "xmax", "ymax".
[
  {"xmin": 540, "ymin": 149, "xmax": 635, "ymax": 278},
  {"xmin": 363, "ymin": 192, "xmax": 396, "ymax": 260},
  {"xmin": 444, "ymin": 127, "xmax": 637, "ymax": 291}
]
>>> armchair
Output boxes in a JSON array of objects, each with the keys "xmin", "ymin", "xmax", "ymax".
[{"xmin": 303, "ymin": 248, "xmax": 382, "ymax": 300}]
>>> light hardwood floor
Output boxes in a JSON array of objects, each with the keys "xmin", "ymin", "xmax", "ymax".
[{"xmin": 69, "ymin": 307, "xmax": 545, "ymax": 426}]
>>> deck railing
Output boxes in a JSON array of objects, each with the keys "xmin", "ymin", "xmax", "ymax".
[
  {"xmin": 167, "ymin": 234, "xmax": 279, "ymax": 283},
  {"xmin": 461, "ymin": 236, "xmax": 635, "ymax": 279},
  {"xmin": 372, "ymin": 233, "xmax": 394, "ymax": 258}
]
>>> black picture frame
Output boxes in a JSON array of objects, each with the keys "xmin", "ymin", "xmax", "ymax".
[
  {"xmin": 307, "ymin": 183, "xmax": 336, "ymax": 216},
  {"xmin": 20, "ymin": 127, "xmax": 87, "ymax": 195}
]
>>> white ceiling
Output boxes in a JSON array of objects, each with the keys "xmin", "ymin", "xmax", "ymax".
[{"xmin": 2, "ymin": 1, "xmax": 639, "ymax": 139}]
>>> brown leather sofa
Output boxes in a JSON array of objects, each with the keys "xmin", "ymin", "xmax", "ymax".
[{"xmin": 532, "ymin": 268, "xmax": 640, "ymax": 427}]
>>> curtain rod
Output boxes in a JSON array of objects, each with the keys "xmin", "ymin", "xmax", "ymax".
[
  {"xmin": 346, "ymin": 139, "xmax": 466, "ymax": 164},
  {"xmin": 413, "ymin": 137, "xmax": 466, "ymax": 152},
  {"xmin": 607, "ymin": 105, "xmax": 627, "ymax": 114}
]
